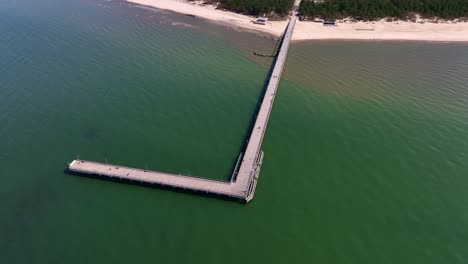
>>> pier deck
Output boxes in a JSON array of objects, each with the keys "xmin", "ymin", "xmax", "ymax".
[
  {"xmin": 68, "ymin": 8, "xmax": 298, "ymax": 203},
  {"xmin": 232, "ymin": 14, "xmax": 297, "ymax": 201},
  {"xmin": 69, "ymin": 160, "xmax": 244, "ymax": 198}
]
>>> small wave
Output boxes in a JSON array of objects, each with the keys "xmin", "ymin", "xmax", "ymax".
[{"xmin": 170, "ymin": 21, "xmax": 194, "ymax": 28}]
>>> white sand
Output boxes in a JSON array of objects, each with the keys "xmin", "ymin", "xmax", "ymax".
[{"xmin": 127, "ymin": 0, "xmax": 468, "ymax": 42}]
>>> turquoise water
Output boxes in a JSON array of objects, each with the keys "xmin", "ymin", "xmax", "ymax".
[{"xmin": 1, "ymin": 0, "xmax": 468, "ymax": 263}]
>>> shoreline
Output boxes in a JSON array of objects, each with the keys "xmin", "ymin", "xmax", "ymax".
[{"xmin": 126, "ymin": 0, "xmax": 468, "ymax": 42}]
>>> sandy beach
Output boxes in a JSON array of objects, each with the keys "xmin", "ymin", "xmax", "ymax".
[{"xmin": 127, "ymin": 0, "xmax": 468, "ymax": 42}]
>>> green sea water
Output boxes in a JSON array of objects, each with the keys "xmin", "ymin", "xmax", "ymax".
[{"xmin": 1, "ymin": 0, "xmax": 468, "ymax": 263}]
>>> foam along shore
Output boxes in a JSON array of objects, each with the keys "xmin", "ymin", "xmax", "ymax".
[{"xmin": 127, "ymin": 0, "xmax": 468, "ymax": 42}]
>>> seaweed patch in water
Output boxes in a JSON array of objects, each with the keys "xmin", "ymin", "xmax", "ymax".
[{"xmin": 84, "ymin": 128, "xmax": 100, "ymax": 142}]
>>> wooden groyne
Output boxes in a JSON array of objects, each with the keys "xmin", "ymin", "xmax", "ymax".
[{"xmin": 68, "ymin": 8, "xmax": 299, "ymax": 203}]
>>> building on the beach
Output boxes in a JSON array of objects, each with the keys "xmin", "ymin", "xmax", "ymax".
[
  {"xmin": 323, "ymin": 20, "xmax": 336, "ymax": 26},
  {"xmin": 253, "ymin": 17, "xmax": 268, "ymax": 25}
]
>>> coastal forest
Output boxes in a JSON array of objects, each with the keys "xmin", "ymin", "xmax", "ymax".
[
  {"xmin": 298, "ymin": 0, "xmax": 468, "ymax": 20},
  {"xmin": 217, "ymin": 0, "xmax": 294, "ymax": 16}
]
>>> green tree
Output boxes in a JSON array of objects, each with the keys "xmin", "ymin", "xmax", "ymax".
[{"xmin": 298, "ymin": 0, "xmax": 468, "ymax": 20}]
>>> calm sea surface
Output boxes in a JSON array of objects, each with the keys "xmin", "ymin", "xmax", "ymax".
[{"xmin": 1, "ymin": 0, "xmax": 468, "ymax": 263}]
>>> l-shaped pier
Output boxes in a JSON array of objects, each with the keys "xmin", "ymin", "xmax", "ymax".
[{"xmin": 69, "ymin": 8, "xmax": 299, "ymax": 203}]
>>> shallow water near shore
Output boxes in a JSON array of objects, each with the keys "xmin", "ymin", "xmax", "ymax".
[{"xmin": 1, "ymin": 0, "xmax": 468, "ymax": 263}]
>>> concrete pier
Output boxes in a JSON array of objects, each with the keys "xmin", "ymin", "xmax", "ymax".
[
  {"xmin": 69, "ymin": 160, "xmax": 244, "ymax": 198},
  {"xmin": 68, "ymin": 8, "xmax": 298, "ymax": 203},
  {"xmin": 232, "ymin": 13, "xmax": 297, "ymax": 201}
]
